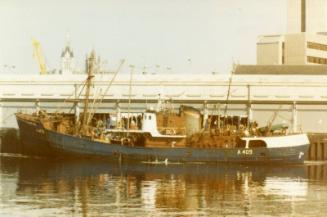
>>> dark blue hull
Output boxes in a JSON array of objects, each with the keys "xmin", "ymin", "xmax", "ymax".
[
  {"xmin": 46, "ymin": 130, "xmax": 309, "ymax": 164},
  {"xmin": 16, "ymin": 115, "xmax": 54, "ymax": 156}
]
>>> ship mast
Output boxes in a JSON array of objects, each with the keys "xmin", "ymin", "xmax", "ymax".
[
  {"xmin": 127, "ymin": 65, "xmax": 134, "ymax": 135},
  {"xmin": 223, "ymin": 64, "xmax": 235, "ymax": 117},
  {"xmin": 81, "ymin": 51, "xmax": 95, "ymax": 135}
]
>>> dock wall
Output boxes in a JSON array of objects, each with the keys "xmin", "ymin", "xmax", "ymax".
[{"xmin": 308, "ymin": 133, "xmax": 327, "ymax": 161}]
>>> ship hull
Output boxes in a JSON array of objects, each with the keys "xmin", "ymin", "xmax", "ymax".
[
  {"xmin": 46, "ymin": 129, "xmax": 309, "ymax": 164},
  {"xmin": 16, "ymin": 114, "xmax": 54, "ymax": 156}
]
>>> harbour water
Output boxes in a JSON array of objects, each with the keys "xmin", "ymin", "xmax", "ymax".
[{"xmin": 1, "ymin": 153, "xmax": 327, "ymax": 217}]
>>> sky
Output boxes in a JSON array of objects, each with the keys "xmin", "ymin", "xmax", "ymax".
[{"xmin": 0, "ymin": 0, "xmax": 287, "ymax": 75}]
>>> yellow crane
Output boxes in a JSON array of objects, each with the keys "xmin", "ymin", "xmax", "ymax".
[{"xmin": 32, "ymin": 38, "xmax": 47, "ymax": 75}]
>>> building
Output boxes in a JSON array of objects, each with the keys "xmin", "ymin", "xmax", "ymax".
[
  {"xmin": 288, "ymin": 0, "xmax": 327, "ymax": 33},
  {"xmin": 60, "ymin": 40, "xmax": 75, "ymax": 75},
  {"xmin": 257, "ymin": 33, "xmax": 327, "ymax": 65},
  {"xmin": 257, "ymin": 0, "xmax": 327, "ymax": 66}
]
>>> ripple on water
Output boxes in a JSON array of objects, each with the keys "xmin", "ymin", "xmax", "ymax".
[{"xmin": 1, "ymin": 155, "xmax": 327, "ymax": 216}]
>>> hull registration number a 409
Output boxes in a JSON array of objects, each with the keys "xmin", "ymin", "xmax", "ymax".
[{"xmin": 237, "ymin": 149, "xmax": 253, "ymax": 155}]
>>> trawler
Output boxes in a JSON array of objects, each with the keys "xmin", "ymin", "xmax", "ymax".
[{"xmin": 16, "ymin": 51, "xmax": 310, "ymax": 163}]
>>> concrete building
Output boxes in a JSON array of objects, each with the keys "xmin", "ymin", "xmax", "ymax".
[
  {"xmin": 257, "ymin": 0, "xmax": 327, "ymax": 66},
  {"xmin": 257, "ymin": 33, "xmax": 327, "ymax": 65},
  {"xmin": 288, "ymin": 0, "xmax": 327, "ymax": 33}
]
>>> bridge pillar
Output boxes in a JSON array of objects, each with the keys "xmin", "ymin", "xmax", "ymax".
[
  {"xmin": 74, "ymin": 83, "xmax": 78, "ymax": 99},
  {"xmin": 247, "ymin": 84, "xmax": 252, "ymax": 127},
  {"xmin": 292, "ymin": 102, "xmax": 297, "ymax": 133},
  {"xmin": 156, "ymin": 93, "xmax": 162, "ymax": 112},
  {"xmin": 203, "ymin": 101, "xmax": 208, "ymax": 129},
  {"xmin": 247, "ymin": 104, "xmax": 252, "ymax": 126},
  {"xmin": 216, "ymin": 103, "xmax": 221, "ymax": 128},
  {"xmin": 116, "ymin": 100, "xmax": 121, "ymax": 127},
  {"xmin": 35, "ymin": 99, "xmax": 40, "ymax": 114}
]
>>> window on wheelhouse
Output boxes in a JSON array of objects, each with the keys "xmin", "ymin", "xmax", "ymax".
[{"xmin": 249, "ymin": 140, "xmax": 267, "ymax": 148}]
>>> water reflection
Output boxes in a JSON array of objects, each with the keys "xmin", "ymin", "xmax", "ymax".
[{"xmin": 1, "ymin": 154, "xmax": 327, "ymax": 216}]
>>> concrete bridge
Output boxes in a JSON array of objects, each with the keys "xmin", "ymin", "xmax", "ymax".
[
  {"xmin": 1, "ymin": 72, "xmax": 327, "ymax": 132},
  {"xmin": 1, "ymin": 71, "xmax": 327, "ymax": 160}
]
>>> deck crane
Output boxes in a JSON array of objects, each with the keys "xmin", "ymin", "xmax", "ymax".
[
  {"xmin": 32, "ymin": 38, "xmax": 47, "ymax": 75},
  {"xmin": 264, "ymin": 105, "xmax": 283, "ymax": 135}
]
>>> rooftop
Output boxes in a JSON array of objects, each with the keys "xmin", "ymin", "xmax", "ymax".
[{"xmin": 234, "ymin": 65, "xmax": 327, "ymax": 75}]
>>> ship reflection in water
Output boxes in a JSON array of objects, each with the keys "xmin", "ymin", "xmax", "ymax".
[{"xmin": 1, "ymin": 155, "xmax": 327, "ymax": 217}]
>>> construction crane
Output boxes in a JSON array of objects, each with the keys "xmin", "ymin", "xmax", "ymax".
[{"xmin": 32, "ymin": 38, "xmax": 47, "ymax": 75}]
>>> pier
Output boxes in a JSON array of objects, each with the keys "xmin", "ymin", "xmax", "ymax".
[{"xmin": 308, "ymin": 134, "xmax": 327, "ymax": 161}]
